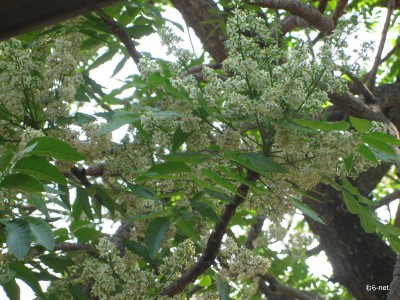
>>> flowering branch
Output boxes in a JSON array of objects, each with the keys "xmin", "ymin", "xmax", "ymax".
[
  {"xmin": 97, "ymin": 9, "xmax": 142, "ymax": 65},
  {"xmin": 161, "ymin": 170, "xmax": 259, "ymax": 296},
  {"xmin": 250, "ymin": 0, "xmax": 334, "ymax": 32},
  {"xmin": 367, "ymin": 0, "xmax": 395, "ymax": 91}
]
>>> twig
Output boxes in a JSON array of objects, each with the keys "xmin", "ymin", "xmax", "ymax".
[
  {"xmin": 161, "ymin": 170, "xmax": 259, "ymax": 296},
  {"xmin": 250, "ymin": 0, "xmax": 334, "ymax": 33},
  {"xmin": 380, "ymin": 40, "xmax": 400, "ymax": 64},
  {"xmin": 97, "ymin": 9, "xmax": 142, "ymax": 66},
  {"xmin": 367, "ymin": 0, "xmax": 395, "ymax": 91}
]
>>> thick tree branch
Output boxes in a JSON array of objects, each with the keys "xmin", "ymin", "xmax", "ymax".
[
  {"xmin": 170, "ymin": 0, "xmax": 228, "ymax": 63},
  {"xmin": 318, "ymin": 0, "xmax": 328, "ymax": 13},
  {"xmin": 388, "ymin": 255, "xmax": 400, "ymax": 299},
  {"xmin": 97, "ymin": 10, "xmax": 141, "ymax": 66},
  {"xmin": 332, "ymin": 0, "xmax": 348, "ymax": 25},
  {"xmin": 329, "ymin": 92, "xmax": 399, "ymax": 137},
  {"xmin": 367, "ymin": 0, "xmax": 396, "ymax": 91},
  {"xmin": 375, "ymin": 190, "xmax": 400, "ymax": 208},
  {"xmin": 0, "ymin": 0, "xmax": 121, "ymax": 41},
  {"xmin": 250, "ymin": 0, "xmax": 334, "ymax": 32},
  {"xmin": 161, "ymin": 170, "xmax": 259, "ymax": 296},
  {"xmin": 259, "ymin": 273, "xmax": 324, "ymax": 300},
  {"xmin": 345, "ymin": 71, "xmax": 378, "ymax": 104}
]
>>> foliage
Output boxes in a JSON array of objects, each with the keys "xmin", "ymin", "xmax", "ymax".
[{"xmin": 0, "ymin": 0, "xmax": 399, "ymax": 299}]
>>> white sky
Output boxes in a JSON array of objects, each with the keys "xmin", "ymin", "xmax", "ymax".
[{"xmin": 3, "ymin": 6, "xmax": 399, "ymax": 300}]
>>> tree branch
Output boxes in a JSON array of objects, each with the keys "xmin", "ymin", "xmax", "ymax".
[
  {"xmin": 332, "ymin": 0, "xmax": 348, "ymax": 25},
  {"xmin": 259, "ymin": 273, "xmax": 324, "ymax": 300},
  {"xmin": 375, "ymin": 190, "xmax": 400, "ymax": 208},
  {"xmin": 97, "ymin": 9, "xmax": 141, "ymax": 66},
  {"xmin": 345, "ymin": 71, "xmax": 378, "ymax": 104},
  {"xmin": 367, "ymin": 0, "xmax": 396, "ymax": 91},
  {"xmin": 161, "ymin": 170, "xmax": 259, "ymax": 296},
  {"xmin": 250, "ymin": 0, "xmax": 334, "ymax": 32},
  {"xmin": 170, "ymin": 0, "xmax": 228, "ymax": 63}
]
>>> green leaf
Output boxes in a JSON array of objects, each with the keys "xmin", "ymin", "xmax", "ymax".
[
  {"xmin": 26, "ymin": 137, "xmax": 85, "ymax": 162},
  {"xmin": 111, "ymin": 56, "xmax": 128, "ymax": 77},
  {"xmin": 216, "ymin": 274, "xmax": 231, "ymax": 300},
  {"xmin": 97, "ymin": 112, "xmax": 140, "ymax": 136},
  {"xmin": 67, "ymin": 283, "xmax": 88, "ymax": 300},
  {"xmin": 5, "ymin": 219, "xmax": 32, "ymax": 259},
  {"xmin": 145, "ymin": 217, "xmax": 170, "ymax": 259},
  {"xmin": 198, "ymin": 275, "xmax": 212, "ymax": 287},
  {"xmin": 29, "ymin": 193, "xmax": 50, "ymax": 219},
  {"xmin": 76, "ymin": 187, "xmax": 94, "ymax": 220},
  {"xmin": 88, "ymin": 48, "xmax": 118, "ymax": 71},
  {"xmin": 13, "ymin": 156, "xmax": 67, "ymax": 184},
  {"xmin": 172, "ymin": 127, "xmax": 193, "ymax": 152},
  {"xmin": 123, "ymin": 240, "xmax": 152, "ymax": 262},
  {"xmin": 25, "ymin": 217, "xmax": 55, "ymax": 250},
  {"xmin": 127, "ymin": 184, "xmax": 156, "ymax": 199},
  {"xmin": 291, "ymin": 198, "xmax": 325, "ymax": 224},
  {"xmin": 74, "ymin": 227, "xmax": 101, "ymax": 243},
  {"xmin": 9, "ymin": 262, "xmax": 44, "ymax": 297},
  {"xmin": 363, "ymin": 132, "xmax": 400, "ymax": 146},
  {"xmin": 201, "ymin": 168, "xmax": 238, "ymax": 194},
  {"xmin": 358, "ymin": 144, "xmax": 378, "ymax": 163},
  {"xmin": 0, "ymin": 150, "xmax": 13, "ymax": 172},
  {"xmin": 58, "ymin": 184, "xmax": 71, "ymax": 210},
  {"xmin": 191, "ymin": 201, "xmax": 218, "ymax": 222},
  {"xmin": 176, "ymin": 218, "xmax": 201, "ymax": 242},
  {"xmin": 148, "ymin": 72, "xmax": 165, "ymax": 87},
  {"xmin": 224, "ymin": 151, "xmax": 287, "ymax": 175},
  {"xmin": 2, "ymin": 278, "xmax": 20, "ymax": 300},
  {"xmin": 387, "ymin": 235, "xmax": 400, "ymax": 253},
  {"xmin": 0, "ymin": 174, "xmax": 44, "ymax": 192},
  {"xmin": 128, "ymin": 210, "xmax": 167, "ymax": 221},
  {"xmin": 95, "ymin": 187, "xmax": 115, "ymax": 215},
  {"xmin": 342, "ymin": 191, "xmax": 360, "ymax": 214},
  {"xmin": 189, "ymin": 176, "xmax": 232, "ymax": 198},
  {"xmin": 162, "ymin": 152, "xmax": 212, "ymax": 164},
  {"xmin": 350, "ymin": 116, "xmax": 372, "ymax": 133},
  {"xmin": 358, "ymin": 205, "xmax": 376, "ymax": 234},
  {"xmin": 295, "ymin": 119, "xmax": 350, "ymax": 131},
  {"xmin": 143, "ymin": 161, "xmax": 191, "ymax": 177}
]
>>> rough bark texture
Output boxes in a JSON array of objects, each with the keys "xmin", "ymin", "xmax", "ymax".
[
  {"xmin": 169, "ymin": 0, "xmax": 228, "ymax": 63},
  {"xmin": 0, "ymin": 0, "xmax": 121, "ymax": 41},
  {"xmin": 304, "ymin": 165, "xmax": 396, "ymax": 299}
]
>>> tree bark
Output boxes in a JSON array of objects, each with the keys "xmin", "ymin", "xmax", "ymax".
[
  {"xmin": 0, "ymin": 0, "xmax": 121, "ymax": 41},
  {"xmin": 304, "ymin": 167, "xmax": 396, "ymax": 299}
]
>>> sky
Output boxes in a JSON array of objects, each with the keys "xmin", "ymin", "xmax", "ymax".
[{"xmin": 2, "ymin": 5, "xmax": 399, "ymax": 300}]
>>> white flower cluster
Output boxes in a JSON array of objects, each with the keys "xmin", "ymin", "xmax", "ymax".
[
  {"xmin": 83, "ymin": 237, "xmax": 157, "ymax": 300},
  {"xmin": 159, "ymin": 239, "xmax": 197, "ymax": 285},
  {"xmin": 0, "ymin": 33, "xmax": 83, "ymax": 125},
  {"xmin": 219, "ymin": 237, "xmax": 270, "ymax": 279}
]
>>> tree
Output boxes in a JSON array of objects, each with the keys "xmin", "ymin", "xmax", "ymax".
[{"xmin": 0, "ymin": 0, "xmax": 399, "ymax": 299}]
